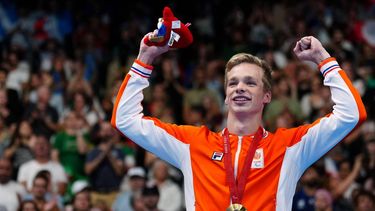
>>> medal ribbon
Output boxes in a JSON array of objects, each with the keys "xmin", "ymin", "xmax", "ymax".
[{"xmin": 223, "ymin": 126, "xmax": 263, "ymax": 204}]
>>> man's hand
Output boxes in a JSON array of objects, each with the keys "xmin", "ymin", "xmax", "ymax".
[
  {"xmin": 293, "ymin": 36, "xmax": 331, "ymax": 65},
  {"xmin": 137, "ymin": 30, "xmax": 170, "ymax": 65}
]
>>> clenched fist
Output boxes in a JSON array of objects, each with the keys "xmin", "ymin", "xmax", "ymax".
[
  {"xmin": 137, "ymin": 31, "xmax": 170, "ymax": 65},
  {"xmin": 293, "ymin": 36, "xmax": 331, "ymax": 65}
]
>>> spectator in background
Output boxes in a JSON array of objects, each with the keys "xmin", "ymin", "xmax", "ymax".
[
  {"xmin": 359, "ymin": 139, "xmax": 375, "ymax": 193},
  {"xmin": 27, "ymin": 73, "xmax": 44, "ymax": 103},
  {"xmin": 4, "ymin": 51, "xmax": 30, "ymax": 99},
  {"xmin": 0, "ymin": 88, "xmax": 12, "ymax": 127},
  {"xmin": 294, "ymin": 63, "xmax": 313, "ymax": 100},
  {"xmin": 66, "ymin": 60, "xmax": 93, "ymax": 99},
  {"xmin": 112, "ymin": 127, "xmax": 137, "ymax": 171},
  {"xmin": 63, "ymin": 92, "xmax": 102, "ymax": 127},
  {"xmin": 145, "ymin": 83, "xmax": 175, "ymax": 124},
  {"xmin": 336, "ymin": 158, "xmax": 362, "ymax": 200},
  {"xmin": 326, "ymin": 28, "xmax": 355, "ymax": 62},
  {"xmin": 4, "ymin": 120, "xmax": 35, "ymax": 179},
  {"xmin": 182, "ymin": 65, "xmax": 221, "ymax": 126},
  {"xmin": 0, "ymin": 115, "xmax": 11, "ymax": 156},
  {"xmin": 0, "ymin": 158, "xmax": 26, "ymax": 211},
  {"xmin": 328, "ymin": 155, "xmax": 363, "ymax": 210},
  {"xmin": 130, "ymin": 191, "xmax": 146, "ymax": 211},
  {"xmin": 22, "ymin": 171, "xmax": 61, "ymax": 211},
  {"xmin": 24, "ymin": 85, "xmax": 59, "ymax": 138},
  {"xmin": 49, "ymin": 52, "xmax": 69, "ymax": 116},
  {"xmin": 148, "ymin": 159, "xmax": 183, "ymax": 211},
  {"xmin": 65, "ymin": 180, "xmax": 99, "ymax": 211},
  {"xmin": 300, "ymin": 75, "xmax": 326, "ymax": 122},
  {"xmin": 17, "ymin": 134, "xmax": 67, "ymax": 196},
  {"xmin": 51, "ymin": 112, "xmax": 89, "ymax": 187},
  {"xmin": 0, "ymin": 68, "xmax": 22, "ymax": 126},
  {"xmin": 341, "ymin": 60, "xmax": 366, "ymax": 97},
  {"xmin": 353, "ymin": 189, "xmax": 375, "ymax": 211},
  {"xmin": 293, "ymin": 166, "xmax": 320, "ymax": 211},
  {"xmin": 113, "ymin": 166, "xmax": 146, "ymax": 211},
  {"xmin": 157, "ymin": 57, "xmax": 185, "ymax": 123},
  {"xmin": 264, "ymin": 75, "xmax": 304, "ymax": 131},
  {"xmin": 18, "ymin": 200, "xmax": 40, "ymax": 211},
  {"xmin": 142, "ymin": 185, "xmax": 160, "ymax": 211},
  {"xmin": 314, "ymin": 189, "xmax": 333, "ymax": 211},
  {"xmin": 85, "ymin": 121, "xmax": 124, "ymax": 208}
]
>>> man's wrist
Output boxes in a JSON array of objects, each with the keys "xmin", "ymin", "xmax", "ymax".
[
  {"xmin": 315, "ymin": 51, "xmax": 331, "ymax": 65},
  {"xmin": 136, "ymin": 54, "xmax": 154, "ymax": 66}
]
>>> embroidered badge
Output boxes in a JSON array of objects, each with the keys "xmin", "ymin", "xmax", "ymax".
[{"xmin": 251, "ymin": 148, "xmax": 264, "ymax": 168}]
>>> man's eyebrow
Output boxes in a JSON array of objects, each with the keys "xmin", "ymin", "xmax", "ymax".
[
  {"xmin": 244, "ymin": 76, "xmax": 256, "ymax": 81},
  {"xmin": 228, "ymin": 77, "xmax": 238, "ymax": 81}
]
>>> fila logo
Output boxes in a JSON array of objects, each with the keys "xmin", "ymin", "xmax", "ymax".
[{"xmin": 211, "ymin": 152, "xmax": 224, "ymax": 161}]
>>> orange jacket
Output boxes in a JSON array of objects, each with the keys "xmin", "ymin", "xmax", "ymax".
[{"xmin": 111, "ymin": 58, "xmax": 366, "ymax": 211}]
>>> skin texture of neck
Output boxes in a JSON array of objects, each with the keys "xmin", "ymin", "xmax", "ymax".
[{"xmin": 226, "ymin": 111, "xmax": 263, "ymax": 136}]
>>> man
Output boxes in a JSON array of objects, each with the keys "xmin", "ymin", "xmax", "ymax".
[
  {"xmin": 85, "ymin": 121, "xmax": 125, "ymax": 208},
  {"xmin": 292, "ymin": 167, "xmax": 320, "ymax": 211},
  {"xmin": 24, "ymin": 85, "xmax": 59, "ymax": 138},
  {"xmin": 22, "ymin": 171, "xmax": 62, "ymax": 211},
  {"xmin": 142, "ymin": 185, "xmax": 160, "ymax": 211},
  {"xmin": 112, "ymin": 166, "xmax": 146, "ymax": 211},
  {"xmin": 65, "ymin": 180, "xmax": 97, "ymax": 211},
  {"xmin": 0, "ymin": 158, "xmax": 26, "ymax": 211},
  {"xmin": 17, "ymin": 134, "xmax": 67, "ymax": 196},
  {"xmin": 111, "ymin": 31, "xmax": 366, "ymax": 210},
  {"xmin": 353, "ymin": 189, "xmax": 375, "ymax": 211},
  {"xmin": 148, "ymin": 159, "xmax": 183, "ymax": 211}
]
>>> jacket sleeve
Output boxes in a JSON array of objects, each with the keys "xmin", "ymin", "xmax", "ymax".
[
  {"xmin": 286, "ymin": 57, "xmax": 367, "ymax": 170},
  {"xmin": 111, "ymin": 60, "xmax": 198, "ymax": 168}
]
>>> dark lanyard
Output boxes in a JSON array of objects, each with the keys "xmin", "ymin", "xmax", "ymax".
[{"xmin": 223, "ymin": 127, "xmax": 263, "ymax": 204}]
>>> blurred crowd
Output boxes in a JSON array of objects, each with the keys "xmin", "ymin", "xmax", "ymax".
[{"xmin": 0, "ymin": 0, "xmax": 374, "ymax": 210}]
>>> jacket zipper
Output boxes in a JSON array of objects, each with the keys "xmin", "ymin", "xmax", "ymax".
[{"xmin": 234, "ymin": 136, "xmax": 242, "ymax": 178}]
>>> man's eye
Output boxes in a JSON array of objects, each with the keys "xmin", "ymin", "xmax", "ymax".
[{"xmin": 228, "ymin": 82, "xmax": 237, "ymax": 86}]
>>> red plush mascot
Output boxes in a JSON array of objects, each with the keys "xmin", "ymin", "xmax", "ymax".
[{"xmin": 144, "ymin": 6, "xmax": 193, "ymax": 48}]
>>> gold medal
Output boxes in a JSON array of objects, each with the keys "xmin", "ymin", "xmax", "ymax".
[{"xmin": 226, "ymin": 203, "xmax": 247, "ymax": 211}]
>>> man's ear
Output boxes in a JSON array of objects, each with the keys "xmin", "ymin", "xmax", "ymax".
[
  {"xmin": 224, "ymin": 96, "xmax": 228, "ymax": 105},
  {"xmin": 263, "ymin": 91, "xmax": 271, "ymax": 104}
]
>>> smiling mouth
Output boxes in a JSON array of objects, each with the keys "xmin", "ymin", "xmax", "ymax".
[{"xmin": 233, "ymin": 96, "xmax": 251, "ymax": 102}]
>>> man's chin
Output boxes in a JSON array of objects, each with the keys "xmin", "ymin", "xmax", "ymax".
[{"xmin": 231, "ymin": 107, "xmax": 251, "ymax": 114}]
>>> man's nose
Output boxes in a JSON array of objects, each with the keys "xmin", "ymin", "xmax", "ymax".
[{"xmin": 236, "ymin": 82, "xmax": 245, "ymax": 93}]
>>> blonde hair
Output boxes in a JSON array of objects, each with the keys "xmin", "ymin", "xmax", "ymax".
[{"xmin": 225, "ymin": 53, "xmax": 272, "ymax": 91}]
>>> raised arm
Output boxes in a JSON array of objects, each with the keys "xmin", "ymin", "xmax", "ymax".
[
  {"xmin": 111, "ymin": 33, "xmax": 198, "ymax": 168},
  {"xmin": 288, "ymin": 36, "xmax": 367, "ymax": 169}
]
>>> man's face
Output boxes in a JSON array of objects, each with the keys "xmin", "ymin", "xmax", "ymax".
[
  {"xmin": 37, "ymin": 86, "xmax": 51, "ymax": 105},
  {"xmin": 100, "ymin": 122, "xmax": 115, "ymax": 140},
  {"xmin": 32, "ymin": 178, "xmax": 47, "ymax": 199},
  {"xmin": 143, "ymin": 195, "xmax": 159, "ymax": 209},
  {"xmin": 129, "ymin": 177, "xmax": 145, "ymax": 191},
  {"xmin": 74, "ymin": 191, "xmax": 91, "ymax": 211},
  {"xmin": 314, "ymin": 192, "xmax": 331, "ymax": 210},
  {"xmin": 0, "ymin": 159, "xmax": 11, "ymax": 184},
  {"xmin": 22, "ymin": 202, "xmax": 38, "ymax": 211},
  {"xmin": 225, "ymin": 63, "xmax": 271, "ymax": 115},
  {"xmin": 357, "ymin": 195, "xmax": 374, "ymax": 211},
  {"xmin": 33, "ymin": 137, "xmax": 50, "ymax": 159},
  {"xmin": 153, "ymin": 160, "xmax": 169, "ymax": 182}
]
